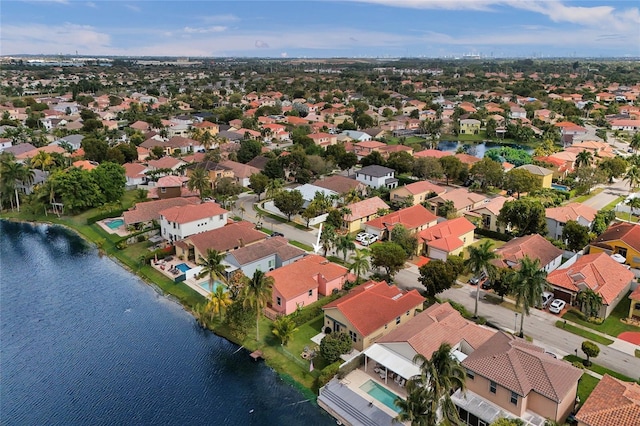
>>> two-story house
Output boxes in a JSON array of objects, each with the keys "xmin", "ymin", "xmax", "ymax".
[
  {"xmin": 459, "ymin": 119, "xmax": 481, "ymax": 135},
  {"xmin": 342, "ymin": 196, "xmax": 390, "ymax": 234},
  {"xmin": 159, "ymin": 202, "xmax": 228, "ymax": 242},
  {"xmin": 428, "ymin": 188, "xmax": 488, "ymax": 216},
  {"xmin": 590, "ymin": 222, "xmax": 640, "ymax": 268},
  {"xmin": 390, "ymin": 180, "xmax": 446, "ymax": 207},
  {"xmin": 493, "ymin": 234, "xmax": 563, "ymax": 273},
  {"xmin": 418, "ymin": 217, "xmax": 476, "ymax": 260},
  {"xmin": 514, "ymin": 164, "xmax": 553, "ymax": 189},
  {"xmin": 364, "ymin": 204, "xmax": 438, "ymax": 242},
  {"xmin": 545, "ymin": 203, "xmax": 598, "ymax": 240},
  {"xmin": 355, "ymin": 165, "xmax": 398, "ymax": 189},
  {"xmin": 308, "ymin": 132, "xmax": 338, "ymax": 147},
  {"xmin": 224, "ymin": 236, "xmax": 305, "ymax": 279},
  {"xmin": 466, "ymin": 195, "xmax": 512, "ymax": 233}
]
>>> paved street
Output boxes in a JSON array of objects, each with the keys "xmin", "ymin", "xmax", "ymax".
[{"xmin": 582, "ymin": 179, "xmax": 629, "ymax": 210}]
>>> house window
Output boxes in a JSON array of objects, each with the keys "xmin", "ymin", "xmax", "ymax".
[
  {"xmin": 219, "ymin": 214, "xmax": 224, "ymax": 220},
  {"xmin": 406, "ymin": 310, "xmax": 410, "ymax": 316},
  {"xmin": 160, "ymin": 187, "xmax": 166, "ymax": 193},
  {"xmin": 349, "ymin": 330, "xmax": 357, "ymax": 343},
  {"xmin": 384, "ymin": 324, "xmax": 388, "ymax": 329},
  {"xmin": 276, "ymin": 297, "xmax": 282, "ymax": 306},
  {"xmin": 489, "ymin": 381, "xmax": 497, "ymax": 394},
  {"xmin": 395, "ymin": 316, "xmax": 401, "ymax": 325},
  {"xmin": 616, "ymin": 247, "xmax": 628, "ymax": 258},
  {"xmin": 308, "ymin": 289, "xmax": 313, "ymax": 297},
  {"xmin": 466, "ymin": 370, "xmax": 475, "ymax": 380},
  {"xmin": 510, "ymin": 391, "xmax": 518, "ymax": 405},
  {"xmin": 268, "ymin": 260, "xmax": 274, "ymax": 268}
]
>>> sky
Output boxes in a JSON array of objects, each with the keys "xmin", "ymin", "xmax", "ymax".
[{"xmin": 1, "ymin": 0, "xmax": 639, "ymax": 58}]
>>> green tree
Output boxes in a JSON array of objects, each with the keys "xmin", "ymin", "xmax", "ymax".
[
  {"xmin": 394, "ymin": 379, "xmax": 433, "ymax": 426},
  {"xmin": 237, "ymin": 139, "xmax": 263, "ymax": 163},
  {"xmin": 499, "ymin": 198, "xmax": 547, "ymax": 236},
  {"xmin": 335, "ymin": 234, "xmax": 356, "ymax": 262},
  {"xmin": 242, "ymin": 270, "xmax": 274, "ymax": 342},
  {"xmin": 624, "ymin": 164, "xmax": 640, "ymax": 192},
  {"xmin": 504, "ymin": 169, "xmax": 540, "ymax": 199},
  {"xmin": 413, "ymin": 156, "xmax": 443, "ymax": 180},
  {"xmin": 206, "ymin": 284, "xmax": 232, "ymax": 321},
  {"xmin": 491, "ymin": 418, "xmax": 525, "ymax": 426},
  {"xmin": 197, "ymin": 249, "xmax": 227, "ymax": 292},
  {"xmin": 439, "ymin": 156, "xmax": 464, "ymax": 185},
  {"xmin": 273, "ymin": 189, "xmax": 304, "ymax": 221},
  {"xmin": 48, "ymin": 167, "xmax": 104, "ymax": 213},
  {"xmin": 301, "ymin": 203, "xmax": 320, "ymax": 229},
  {"xmin": 446, "ymin": 255, "xmax": 465, "ymax": 278},
  {"xmin": 562, "ymin": 220, "xmax": 591, "ymax": 251},
  {"xmin": 386, "ymin": 151, "xmax": 415, "ymax": 174},
  {"xmin": 390, "ymin": 224, "xmax": 418, "ymax": 258},
  {"xmin": 92, "ymin": 162, "xmax": 126, "ymax": 203},
  {"xmin": 470, "ymin": 157, "xmax": 504, "ymax": 189},
  {"xmin": 271, "ymin": 316, "xmax": 299, "ymax": 346},
  {"xmin": 371, "ymin": 241, "xmax": 408, "ymax": 280},
  {"xmin": 187, "ymin": 167, "xmax": 211, "ymax": 200},
  {"xmin": 361, "ymin": 150, "xmax": 385, "ymax": 167},
  {"xmin": 81, "ymin": 137, "xmax": 109, "ymax": 163},
  {"xmin": 30, "ymin": 150, "xmax": 54, "ymax": 171},
  {"xmin": 436, "ymin": 200, "xmax": 456, "ymax": 219},
  {"xmin": 465, "ymin": 240, "xmax": 498, "ymax": 318},
  {"xmin": 576, "ymin": 288, "xmax": 603, "ymax": 319},
  {"xmin": 418, "ymin": 259, "xmax": 456, "ymax": 298},
  {"xmin": 0, "ymin": 154, "xmax": 34, "ymax": 211},
  {"xmin": 592, "ymin": 209, "xmax": 615, "ymax": 235},
  {"xmin": 574, "ymin": 166, "xmax": 607, "ymax": 195},
  {"xmin": 598, "ymin": 157, "xmax": 628, "ymax": 182},
  {"xmin": 626, "ymin": 197, "xmax": 640, "ymax": 221},
  {"xmin": 263, "ymin": 158, "xmax": 285, "ymax": 180},
  {"xmin": 319, "ymin": 332, "xmax": 352, "ymax": 363},
  {"xmin": 338, "ymin": 152, "xmax": 358, "ymax": 175},
  {"xmin": 581, "ymin": 340, "xmax": 600, "ymax": 366},
  {"xmin": 349, "ymin": 250, "xmax": 370, "ymax": 284},
  {"xmin": 575, "ymin": 150, "xmax": 594, "ymax": 168},
  {"xmin": 511, "ymin": 257, "xmax": 549, "ymax": 337}
]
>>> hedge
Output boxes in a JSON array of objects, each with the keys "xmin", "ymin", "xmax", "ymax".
[
  {"xmin": 86, "ymin": 209, "xmax": 126, "ymax": 225},
  {"xmin": 141, "ymin": 246, "xmax": 176, "ymax": 264},
  {"xmin": 290, "ymin": 291, "xmax": 345, "ymax": 327},
  {"xmin": 316, "ymin": 361, "xmax": 341, "ymax": 389},
  {"xmin": 474, "ymin": 228, "xmax": 513, "ymax": 242}
]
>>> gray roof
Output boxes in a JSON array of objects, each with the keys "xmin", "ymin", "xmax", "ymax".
[
  {"xmin": 226, "ymin": 236, "xmax": 305, "ymax": 266},
  {"xmin": 357, "ymin": 165, "xmax": 395, "ymax": 177},
  {"xmin": 218, "ymin": 130, "xmax": 243, "ymax": 141},
  {"xmin": 3, "ymin": 143, "xmax": 37, "ymax": 156},
  {"xmin": 57, "ymin": 134, "xmax": 84, "ymax": 145}
]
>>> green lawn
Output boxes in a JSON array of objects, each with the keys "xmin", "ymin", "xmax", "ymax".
[
  {"xmin": 555, "ymin": 321, "xmax": 614, "ymax": 345},
  {"xmin": 561, "ymin": 292, "xmax": 640, "ymax": 337},
  {"xmin": 572, "ymin": 188, "xmax": 604, "ymax": 204},
  {"xmin": 577, "ymin": 374, "xmax": 600, "ymax": 403},
  {"xmin": 602, "ymin": 196, "xmax": 626, "ymax": 212},
  {"xmin": 463, "ymin": 238, "xmax": 506, "ymax": 260},
  {"xmin": 564, "ymin": 355, "xmax": 637, "ymax": 383},
  {"xmin": 290, "ymin": 240, "xmax": 313, "ymax": 252},
  {"xmin": 636, "ymin": 349, "xmax": 640, "ymax": 358}
]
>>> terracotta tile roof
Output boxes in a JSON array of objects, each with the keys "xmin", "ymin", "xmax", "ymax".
[
  {"xmin": 146, "ymin": 157, "xmax": 185, "ymax": 170},
  {"xmin": 414, "ymin": 149, "xmax": 453, "ymax": 159},
  {"xmin": 246, "ymin": 156, "xmax": 270, "ymax": 170},
  {"xmin": 575, "ymin": 375, "xmax": 640, "ymax": 426},
  {"xmin": 130, "ymin": 120, "xmax": 149, "ymax": 130},
  {"xmin": 471, "ymin": 195, "xmax": 512, "ymax": 216},
  {"xmin": 157, "ymin": 175, "xmax": 188, "ymax": 188},
  {"xmin": 226, "ymin": 236, "xmax": 305, "ymax": 266},
  {"xmin": 344, "ymin": 196, "xmax": 390, "ymax": 222},
  {"xmin": 355, "ymin": 140, "xmax": 386, "ymax": 149},
  {"xmin": 494, "ymin": 234, "xmax": 563, "ymax": 269},
  {"xmin": 365, "ymin": 204, "xmax": 438, "ymax": 232},
  {"xmin": 418, "ymin": 217, "xmax": 476, "ymax": 252},
  {"xmin": 123, "ymin": 197, "xmax": 199, "ymax": 225},
  {"xmin": 630, "ymin": 287, "xmax": 640, "ymax": 301},
  {"xmin": 592, "ymin": 222, "xmax": 640, "ymax": 254},
  {"xmin": 72, "ymin": 160, "xmax": 97, "ymax": 171},
  {"xmin": 312, "ymin": 175, "xmax": 363, "ymax": 194},
  {"xmin": 546, "ymin": 203, "xmax": 598, "ymax": 224},
  {"xmin": 123, "ymin": 162, "xmax": 148, "ymax": 178},
  {"xmin": 547, "ymin": 253, "xmax": 634, "ymax": 304},
  {"xmin": 516, "ymin": 164, "xmax": 553, "ymax": 176},
  {"xmin": 267, "ymin": 255, "xmax": 350, "ymax": 299},
  {"xmin": 378, "ymin": 302, "xmax": 495, "ymax": 358},
  {"xmin": 455, "ymin": 153, "xmax": 481, "ymax": 165},
  {"xmin": 160, "ymin": 202, "xmax": 227, "ymax": 225},
  {"xmin": 432, "ymin": 188, "xmax": 487, "ymax": 212},
  {"xmin": 219, "ymin": 160, "xmax": 260, "ymax": 179},
  {"xmin": 181, "ymin": 152, "xmax": 206, "ymax": 163},
  {"xmin": 165, "ymin": 136, "xmax": 199, "ymax": 148},
  {"xmin": 402, "ymin": 180, "xmax": 446, "ymax": 196},
  {"xmin": 186, "ymin": 221, "xmax": 267, "ymax": 254},
  {"xmin": 462, "ymin": 331, "xmax": 582, "ymax": 402},
  {"xmin": 379, "ymin": 144, "xmax": 413, "ymax": 154},
  {"xmin": 323, "ymin": 280, "xmax": 424, "ymax": 336}
]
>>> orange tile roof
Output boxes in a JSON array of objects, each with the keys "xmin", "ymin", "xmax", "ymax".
[
  {"xmin": 186, "ymin": 221, "xmax": 267, "ymax": 254},
  {"xmin": 630, "ymin": 287, "xmax": 640, "ymax": 301},
  {"xmin": 592, "ymin": 222, "xmax": 640, "ymax": 254},
  {"xmin": 418, "ymin": 217, "xmax": 476, "ymax": 252},
  {"xmin": 344, "ymin": 196, "xmax": 389, "ymax": 222},
  {"xmin": 267, "ymin": 255, "xmax": 350, "ymax": 299},
  {"xmin": 323, "ymin": 280, "xmax": 424, "ymax": 336},
  {"xmin": 431, "ymin": 188, "xmax": 487, "ymax": 212},
  {"xmin": 378, "ymin": 302, "xmax": 495, "ymax": 358},
  {"xmin": 365, "ymin": 204, "xmax": 437, "ymax": 232},
  {"xmin": 123, "ymin": 162, "xmax": 148, "ymax": 178},
  {"xmin": 463, "ymin": 332, "xmax": 582, "ymax": 402},
  {"xmin": 576, "ymin": 375, "xmax": 640, "ymax": 426},
  {"xmin": 545, "ymin": 202, "xmax": 598, "ymax": 224},
  {"xmin": 471, "ymin": 195, "xmax": 512, "ymax": 216},
  {"xmin": 414, "ymin": 149, "xmax": 453, "ymax": 159},
  {"xmin": 160, "ymin": 202, "xmax": 228, "ymax": 225},
  {"xmin": 547, "ymin": 253, "xmax": 634, "ymax": 304},
  {"xmin": 123, "ymin": 198, "xmax": 200, "ymax": 225},
  {"xmin": 494, "ymin": 234, "xmax": 563, "ymax": 269},
  {"xmin": 72, "ymin": 160, "xmax": 98, "ymax": 171},
  {"xmin": 401, "ymin": 180, "xmax": 446, "ymax": 196},
  {"xmin": 455, "ymin": 153, "xmax": 481, "ymax": 165}
]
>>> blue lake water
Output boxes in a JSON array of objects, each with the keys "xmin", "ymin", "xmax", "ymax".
[
  {"xmin": 437, "ymin": 140, "xmax": 533, "ymax": 158},
  {"xmin": 0, "ymin": 220, "xmax": 333, "ymax": 426}
]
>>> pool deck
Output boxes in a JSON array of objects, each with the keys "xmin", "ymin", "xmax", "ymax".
[
  {"xmin": 338, "ymin": 368, "xmax": 405, "ymax": 419},
  {"xmin": 97, "ymin": 217, "xmax": 130, "ymax": 237},
  {"xmin": 150, "ymin": 259, "xmax": 211, "ymax": 298}
]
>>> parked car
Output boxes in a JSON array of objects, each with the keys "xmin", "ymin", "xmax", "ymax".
[
  {"xmin": 549, "ymin": 299, "xmax": 566, "ymax": 314},
  {"xmin": 541, "ymin": 291, "xmax": 554, "ymax": 309},
  {"xmin": 480, "ymin": 280, "xmax": 492, "ymax": 290},
  {"xmin": 361, "ymin": 234, "xmax": 378, "ymax": 246},
  {"xmin": 356, "ymin": 232, "xmax": 371, "ymax": 242},
  {"xmin": 469, "ymin": 272, "xmax": 487, "ymax": 285},
  {"xmin": 271, "ymin": 232, "xmax": 284, "ymax": 238}
]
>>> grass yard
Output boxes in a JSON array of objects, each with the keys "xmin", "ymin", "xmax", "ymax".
[
  {"xmin": 555, "ymin": 321, "xmax": 614, "ymax": 345},
  {"xmin": 564, "ymin": 355, "xmax": 638, "ymax": 383},
  {"xmin": 602, "ymin": 196, "xmax": 626, "ymax": 211},
  {"xmin": 463, "ymin": 238, "xmax": 506, "ymax": 260},
  {"xmin": 636, "ymin": 349, "xmax": 640, "ymax": 358},
  {"xmin": 290, "ymin": 240, "xmax": 313, "ymax": 252},
  {"xmin": 561, "ymin": 293, "xmax": 640, "ymax": 337},
  {"xmin": 577, "ymin": 374, "xmax": 600, "ymax": 403}
]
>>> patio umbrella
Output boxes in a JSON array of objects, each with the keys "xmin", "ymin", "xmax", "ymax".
[{"xmin": 309, "ymin": 360, "xmax": 314, "ymax": 372}]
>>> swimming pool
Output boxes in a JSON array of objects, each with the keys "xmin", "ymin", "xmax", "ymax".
[
  {"xmin": 175, "ymin": 263, "xmax": 191, "ymax": 273},
  {"xmin": 359, "ymin": 379, "xmax": 401, "ymax": 413},
  {"xmin": 106, "ymin": 218, "xmax": 124, "ymax": 229},
  {"xmin": 198, "ymin": 280, "xmax": 227, "ymax": 293}
]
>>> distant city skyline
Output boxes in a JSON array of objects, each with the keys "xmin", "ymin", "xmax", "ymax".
[{"xmin": 2, "ymin": 0, "xmax": 639, "ymax": 58}]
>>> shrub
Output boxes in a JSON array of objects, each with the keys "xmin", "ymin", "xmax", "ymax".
[
  {"xmin": 316, "ymin": 361, "xmax": 341, "ymax": 388},
  {"xmin": 588, "ymin": 316, "xmax": 604, "ymax": 325},
  {"xmin": 136, "ymin": 235, "xmax": 146, "ymax": 243},
  {"xmin": 115, "ymin": 241, "xmax": 127, "ymax": 250},
  {"xmin": 447, "ymin": 299, "xmax": 472, "ymax": 319},
  {"xmin": 86, "ymin": 209, "xmax": 125, "ymax": 225},
  {"xmin": 572, "ymin": 361, "xmax": 585, "ymax": 369},
  {"xmin": 290, "ymin": 292, "xmax": 343, "ymax": 327},
  {"xmin": 320, "ymin": 332, "xmax": 353, "ymax": 364}
]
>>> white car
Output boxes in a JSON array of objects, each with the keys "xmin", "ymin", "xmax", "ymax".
[
  {"xmin": 361, "ymin": 234, "xmax": 378, "ymax": 246},
  {"xmin": 356, "ymin": 232, "xmax": 371, "ymax": 242},
  {"xmin": 549, "ymin": 299, "xmax": 566, "ymax": 314}
]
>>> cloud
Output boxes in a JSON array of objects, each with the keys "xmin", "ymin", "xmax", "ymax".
[
  {"xmin": 1, "ymin": 22, "xmax": 111, "ymax": 55},
  {"xmin": 255, "ymin": 40, "xmax": 269, "ymax": 48},
  {"xmin": 199, "ymin": 14, "xmax": 239, "ymax": 23},
  {"xmin": 280, "ymin": 52, "xmax": 288, "ymax": 58},
  {"xmin": 184, "ymin": 26, "xmax": 227, "ymax": 34},
  {"xmin": 125, "ymin": 4, "xmax": 141, "ymax": 12}
]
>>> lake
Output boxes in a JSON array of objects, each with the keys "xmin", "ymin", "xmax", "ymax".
[
  {"xmin": 437, "ymin": 140, "xmax": 533, "ymax": 158},
  {"xmin": 0, "ymin": 220, "xmax": 333, "ymax": 426}
]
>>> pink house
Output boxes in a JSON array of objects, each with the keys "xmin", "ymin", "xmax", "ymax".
[{"xmin": 266, "ymin": 255, "xmax": 352, "ymax": 315}]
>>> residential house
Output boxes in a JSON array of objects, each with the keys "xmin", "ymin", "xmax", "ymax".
[
  {"xmin": 364, "ymin": 204, "xmax": 438, "ymax": 241},
  {"xmin": 545, "ymin": 203, "xmax": 598, "ymax": 240},
  {"xmin": 459, "ymin": 119, "xmax": 481, "ymax": 135},
  {"xmin": 190, "ymin": 120, "xmax": 219, "ymax": 136},
  {"xmin": 219, "ymin": 160, "xmax": 260, "ymax": 187},
  {"xmin": 455, "ymin": 153, "xmax": 482, "ymax": 167},
  {"xmin": 175, "ymin": 221, "xmax": 267, "ymax": 262},
  {"xmin": 341, "ymin": 130, "xmax": 372, "ymax": 142},
  {"xmin": 146, "ymin": 156, "xmax": 185, "ymax": 173},
  {"xmin": 51, "ymin": 134, "xmax": 84, "ymax": 151},
  {"xmin": 355, "ymin": 165, "xmax": 398, "ymax": 189},
  {"xmin": 0, "ymin": 138, "xmax": 12, "ymax": 152},
  {"xmin": 267, "ymin": 255, "xmax": 352, "ymax": 316},
  {"xmin": 610, "ymin": 119, "xmax": 640, "ymax": 133},
  {"xmin": 515, "ymin": 164, "xmax": 553, "ymax": 189},
  {"xmin": 160, "ymin": 202, "xmax": 228, "ymax": 242},
  {"xmin": 629, "ymin": 287, "xmax": 640, "ymax": 320},
  {"xmin": 546, "ymin": 252, "xmax": 634, "ymax": 318},
  {"xmin": 123, "ymin": 197, "xmax": 200, "ymax": 228},
  {"xmin": 224, "ymin": 236, "xmax": 305, "ymax": 279},
  {"xmin": 361, "ymin": 127, "xmax": 386, "ymax": 139},
  {"xmin": 414, "ymin": 149, "xmax": 453, "ymax": 159},
  {"xmin": 309, "ymin": 132, "xmax": 338, "ymax": 147},
  {"xmin": 352, "ymin": 141, "xmax": 386, "ymax": 159},
  {"xmin": 149, "ymin": 175, "xmax": 199, "ymax": 199},
  {"xmin": 493, "ymin": 234, "xmax": 563, "ymax": 273},
  {"xmin": 342, "ymin": 196, "xmax": 390, "ymax": 234},
  {"xmin": 466, "ymin": 195, "xmax": 512, "ymax": 233},
  {"xmin": 575, "ymin": 374, "xmax": 640, "ymax": 426},
  {"xmin": 186, "ymin": 161, "xmax": 234, "ymax": 188},
  {"xmin": 590, "ymin": 222, "xmax": 640, "ymax": 268},
  {"xmin": 456, "ymin": 331, "xmax": 582, "ymax": 425},
  {"xmin": 379, "ymin": 144, "xmax": 414, "ymax": 159},
  {"xmin": 286, "ymin": 184, "xmax": 338, "ymax": 209},
  {"xmin": 322, "ymin": 280, "xmax": 424, "ymax": 351},
  {"xmin": 312, "ymin": 175, "xmax": 367, "ymax": 197},
  {"xmin": 418, "ymin": 217, "xmax": 476, "ymax": 260},
  {"xmin": 566, "ymin": 141, "xmax": 616, "ymax": 160},
  {"xmin": 390, "ymin": 181, "xmax": 446, "ymax": 207},
  {"xmin": 428, "ymin": 188, "xmax": 488, "ymax": 215}
]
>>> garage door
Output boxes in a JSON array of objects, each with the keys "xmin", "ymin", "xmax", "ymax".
[{"xmin": 552, "ymin": 289, "xmax": 572, "ymax": 303}]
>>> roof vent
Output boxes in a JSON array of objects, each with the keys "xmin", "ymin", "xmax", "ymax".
[{"xmin": 391, "ymin": 293, "xmax": 402, "ymax": 300}]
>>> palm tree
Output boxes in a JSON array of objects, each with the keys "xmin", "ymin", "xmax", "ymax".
[
  {"xmin": 335, "ymin": 234, "xmax": 356, "ymax": 262},
  {"xmin": 576, "ymin": 288, "xmax": 603, "ymax": 319},
  {"xmin": 343, "ymin": 188, "xmax": 361, "ymax": 205},
  {"xmin": 266, "ymin": 178, "xmax": 284, "ymax": 200},
  {"xmin": 30, "ymin": 150, "xmax": 53, "ymax": 171},
  {"xmin": 465, "ymin": 240, "xmax": 498, "ymax": 318},
  {"xmin": 626, "ymin": 197, "xmax": 640, "ymax": 221},
  {"xmin": 242, "ymin": 270, "xmax": 274, "ymax": 342},
  {"xmin": 319, "ymin": 224, "xmax": 336, "ymax": 257},
  {"xmin": 624, "ymin": 165, "xmax": 640, "ymax": 193},
  {"xmin": 394, "ymin": 379, "xmax": 433, "ymax": 426},
  {"xmin": 511, "ymin": 256, "xmax": 549, "ymax": 337},
  {"xmin": 575, "ymin": 150, "xmax": 594, "ymax": 168},
  {"xmin": 271, "ymin": 316, "xmax": 298, "ymax": 346},
  {"xmin": 349, "ymin": 250, "xmax": 370, "ymax": 284},
  {"xmin": 197, "ymin": 249, "xmax": 227, "ymax": 292},
  {"xmin": 0, "ymin": 157, "xmax": 34, "ymax": 212},
  {"xmin": 206, "ymin": 284, "xmax": 232, "ymax": 321},
  {"xmin": 187, "ymin": 167, "xmax": 211, "ymax": 200}
]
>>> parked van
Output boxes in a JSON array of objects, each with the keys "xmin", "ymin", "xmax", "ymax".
[{"xmin": 541, "ymin": 292, "xmax": 554, "ymax": 309}]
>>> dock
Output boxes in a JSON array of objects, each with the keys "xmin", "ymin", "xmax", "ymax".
[{"xmin": 249, "ymin": 350, "xmax": 263, "ymax": 361}]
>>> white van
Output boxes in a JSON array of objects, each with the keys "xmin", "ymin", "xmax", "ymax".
[{"xmin": 541, "ymin": 292, "xmax": 554, "ymax": 309}]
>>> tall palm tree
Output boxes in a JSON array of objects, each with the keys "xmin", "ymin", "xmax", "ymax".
[
  {"xmin": 465, "ymin": 240, "xmax": 498, "ymax": 318},
  {"xmin": 0, "ymin": 158, "xmax": 34, "ymax": 212},
  {"xmin": 626, "ymin": 197, "xmax": 640, "ymax": 221},
  {"xmin": 624, "ymin": 164, "xmax": 640, "ymax": 193},
  {"xmin": 349, "ymin": 250, "xmax": 370, "ymax": 284},
  {"xmin": 206, "ymin": 284, "xmax": 232, "ymax": 321},
  {"xmin": 30, "ymin": 150, "xmax": 53, "ymax": 171},
  {"xmin": 319, "ymin": 224, "xmax": 336, "ymax": 257},
  {"xmin": 394, "ymin": 379, "xmax": 433, "ymax": 426},
  {"xmin": 335, "ymin": 234, "xmax": 356, "ymax": 262},
  {"xmin": 576, "ymin": 288, "xmax": 603, "ymax": 319},
  {"xmin": 511, "ymin": 256, "xmax": 549, "ymax": 337},
  {"xmin": 575, "ymin": 150, "xmax": 594, "ymax": 168},
  {"xmin": 187, "ymin": 167, "xmax": 211, "ymax": 200},
  {"xmin": 271, "ymin": 316, "xmax": 298, "ymax": 346},
  {"xmin": 242, "ymin": 270, "xmax": 274, "ymax": 342},
  {"xmin": 197, "ymin": 249, "xmax": 227, "ymax": 292}
]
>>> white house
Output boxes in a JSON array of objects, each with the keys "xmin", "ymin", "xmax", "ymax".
[
  {"xmin": 0, "ymin": 138, "xmax": 12, "ymax": 152},
  {"xmin": 159, "ymin": 202, "xmax": 228, "ymax": 242},
  {"xmin": 224, "ymin": 236, "xmax": 305, "ymax": 278},
  {"xmin": 340, "ymin": 130, "xmax": 372, "ymax": 142},
  {"xmin": 51, "ymin": 134, "xmax": 84, "ymax": 151},
  {"xmin": 355, "ymin": 165, "xmax": 398, "ymax": 189},
  {"xmin": 545, "ymin": 203, "xmax": 598, "ymax": 240},
  {"xmin": 291, "ymin": 184, "xmax": 339, "ymax": 208},
  {"xmin": 123, "ymin": 163, "xmax": 149, "ymax": 187}
]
